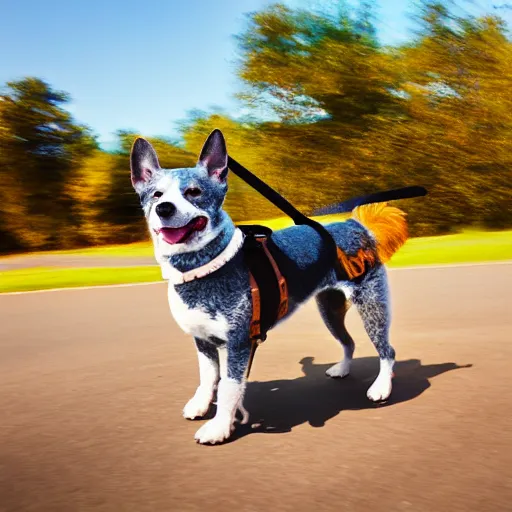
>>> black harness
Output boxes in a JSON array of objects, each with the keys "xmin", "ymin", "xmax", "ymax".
[{"xmin": 239, "ymin": 224, "xmax": 286, "ymax": 340}]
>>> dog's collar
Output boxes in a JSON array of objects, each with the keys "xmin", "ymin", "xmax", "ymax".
[{"xmin": 163, "ymin": 228, "xmax": 245, "ymax": 285}]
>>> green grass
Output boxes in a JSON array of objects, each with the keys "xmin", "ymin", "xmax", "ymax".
[
  {"xmin": 0, "ymin": 266, "xmax": 161, "ymax": 293},
  {"xmin": 387, "ymin": 229, "xmax": 512, "ymax": 267},
  {"xmin": 0, "ymin": 228, "xmax": 510, "ymax": 294}
]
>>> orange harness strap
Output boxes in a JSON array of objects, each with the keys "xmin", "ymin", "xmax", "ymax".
[
  {"xmin": 336, "ymin": 247, "xmax": 376, "ymax": 280},
  {"xmin": 258, "ymin": 236, "xmax": 289, "ymax": 320},
  {"xmin": 246, "ymin": 238, "xmax": 288, "ymax": 380}
]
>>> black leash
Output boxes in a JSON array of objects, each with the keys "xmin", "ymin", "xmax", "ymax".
[
  {"xmin": 228, "ymin": 156, "xmax": 427, "ymax": 280},
  {"xmin": 313, "ymin": 186, "xmax": 428, "ymax": 216}
]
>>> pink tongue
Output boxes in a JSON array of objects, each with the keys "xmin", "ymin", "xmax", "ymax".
[
  {"xmin": 159, "ymin": 217, "xmax": 207, "ymax": 245},
  {"xmin": 160, "ymin": 226, "xmax": 192, "ymax": 244}
]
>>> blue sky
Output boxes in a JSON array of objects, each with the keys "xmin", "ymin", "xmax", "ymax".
[{"xmin": 0, "ymin": 0, "xmax": 506, "ymax": 148}]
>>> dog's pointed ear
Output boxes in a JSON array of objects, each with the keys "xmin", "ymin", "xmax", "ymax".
[
  {"xmin": 130, "ymin": 137, "xmax": 161, "ymax": 191},
  {"xmin": 198, "ymin": 129, "xmax": 228, "ymax": 181}
]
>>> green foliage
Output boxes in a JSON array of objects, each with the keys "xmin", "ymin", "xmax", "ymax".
[
  {"xmin": 0, "ymin": 78, "xmax": 97, "ymax": 251},
  {"xmin": 0, "ymin": 266, "xmax": 161, "ymax": 293},
  {"xmin": 0, "ymin": 0, "xmax": 510, "ymax": 254}
]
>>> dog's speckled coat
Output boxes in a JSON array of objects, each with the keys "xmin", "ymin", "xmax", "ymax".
[{"xmin": 130, "ymin": 130, "xmax": 401, "ymax": 444}]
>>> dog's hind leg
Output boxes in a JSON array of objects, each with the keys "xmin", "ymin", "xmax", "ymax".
[
  {"xmin": 183, "ymin": 338, "xmax": 219, "ymax": 420},
  {"xmin": 352, "ymin": 266, "xmax": 395, "ymax": 402},
  {"xmin": 316, "ymin": 289, "xmax": 355, "ymax": 379}
]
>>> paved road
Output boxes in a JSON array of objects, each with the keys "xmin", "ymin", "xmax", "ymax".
[{"xmin": 1, "ymin": 264, "xmax": 511, "ymax": 512}]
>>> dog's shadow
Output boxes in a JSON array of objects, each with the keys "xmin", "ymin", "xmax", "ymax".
[{"xmin": 226, "ymin": 357, "xmax": 471, "ymax": 441}]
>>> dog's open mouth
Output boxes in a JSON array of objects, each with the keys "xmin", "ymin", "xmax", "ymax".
[{"xmin": 157, "ymin": 217, "xmax": 208, "ymax": 245}]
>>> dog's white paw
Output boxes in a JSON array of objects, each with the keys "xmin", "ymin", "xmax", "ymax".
[
  {"xmin": 326, "ymin": 360, "xmax": 351, "ymax": 379},
  {"xmin": 367, "ymin": 376, "xmax": 392, "ymax": 402},
  {"xmin": 183, "ymin": 388, "xmax": 212, "ymax": 420},
  {"xmin": 194, "ymin": 418, "xmax": 234, "ymax": 445}
]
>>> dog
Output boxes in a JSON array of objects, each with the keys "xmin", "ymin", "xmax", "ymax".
[{"xmin": 130, "ymin": 129, "xmax": 408, "ymax": 444}]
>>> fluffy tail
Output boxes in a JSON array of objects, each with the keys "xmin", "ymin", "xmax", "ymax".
[{"xmin": 351, "ymin": 203, "xmax": 408, "ymax": 263}]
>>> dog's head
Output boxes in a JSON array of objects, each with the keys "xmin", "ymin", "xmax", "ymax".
[{"xmin": 130, "ymin": 129, "xmax": 230, "ymax": 254}]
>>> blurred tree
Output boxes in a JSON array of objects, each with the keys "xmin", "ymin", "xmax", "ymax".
[
  {"xmin": 362, "ymin": 2, "xmax": 512, "ymax": 233},
  {"xmin": 1, "ymin": 0, "xmax": 510, "ymax": 253},
  {"xmin": 232, "ymin": 0, "xmax": 511, "ymax": 233},
  {"xmin": 0, "ymin": 97, "xmax": 24, "ymax": 251},
  {"xmin": 235, "ymin": 2, "xmax": 404, "ymax": 213},
  {"xmin": 0, "ymin": 77, "xmax": 96, "ymax": 251},
  {"xmin": 65, "ymin": 150, "xmax": 118, "ymax": 246},
  {"xmin": 239, "ymin": 3, "xmax": 394, "ymax": 125}
]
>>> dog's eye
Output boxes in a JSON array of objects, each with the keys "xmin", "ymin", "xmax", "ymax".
[
  {"xmin": 185, "ymin": 187, "xmax": 202, "ymax": 198},
  {"xmin": 153, "ymin": 191, "xmax": 163, "ymax": 199}
]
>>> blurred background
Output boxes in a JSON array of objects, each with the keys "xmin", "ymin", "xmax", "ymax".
[{"xmin": 0, "ymin": 0, "xmax": 511, "ymax": 255}]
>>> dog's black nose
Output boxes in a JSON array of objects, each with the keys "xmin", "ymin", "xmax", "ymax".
[{"xmin": 155, "ymin": 202, "xmax": 176, "ymax": 219}]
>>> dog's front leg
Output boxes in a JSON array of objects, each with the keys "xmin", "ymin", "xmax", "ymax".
[
  {"xmin": 194, "ymin": 339, "xmax": 250, "ymax": 445},
  {"xmin": 183, "ymin": 338, "xmax": 219, "ymax": 420}
]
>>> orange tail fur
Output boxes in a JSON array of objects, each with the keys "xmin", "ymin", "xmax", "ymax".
[{"xmin": 351, "ymin": 203, "xmax": 408, "ymax": 263}]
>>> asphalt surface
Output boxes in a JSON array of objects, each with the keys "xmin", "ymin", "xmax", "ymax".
[{"xmin": 1, "ymin": 263, "xmax": 511, "ymax": 512}]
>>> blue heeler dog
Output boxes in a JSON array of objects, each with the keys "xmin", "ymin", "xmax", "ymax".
[{"xmin": 130, "ymin": 129, "xmax": 408, "ymax": 445}]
